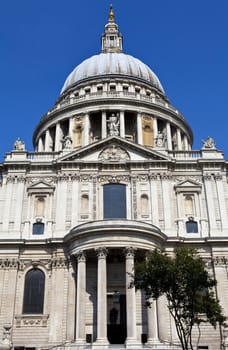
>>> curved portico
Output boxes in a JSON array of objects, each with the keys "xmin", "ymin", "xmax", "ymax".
[{"xmin": 64, "ymin": 220, "xmax": 166, "ymax": 347}]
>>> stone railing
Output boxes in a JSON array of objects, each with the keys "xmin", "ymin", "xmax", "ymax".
[
  {"xmin": 43, "ymin": 90, "xmax": 185, "ymax": 121},
  {"xmin": 169, "ymin": 150, "xmax": 202, "ymax": 160}
]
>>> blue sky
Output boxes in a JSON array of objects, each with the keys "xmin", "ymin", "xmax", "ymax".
[{"xmin": 0, "ymin": 0, "xmax": 228, "ymax": 160}]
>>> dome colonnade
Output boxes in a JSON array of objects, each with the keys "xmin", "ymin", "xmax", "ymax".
[{"xmin": 33, "ymin": 5, "xmax": 193, "ymax": 154}]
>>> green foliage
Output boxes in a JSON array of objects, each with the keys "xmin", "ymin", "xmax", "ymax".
[{"xmin": 133, "ymin": 247, "xmax": 226, "ymax": 350}]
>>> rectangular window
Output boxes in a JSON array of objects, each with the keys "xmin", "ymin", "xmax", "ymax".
[
  {"xmin": 32, "ymin": 222, "xmax": 44, "ymax": 235},
  {"xmin": 103, "ymin": 184, "xmax": 126, "ymax": 219}
]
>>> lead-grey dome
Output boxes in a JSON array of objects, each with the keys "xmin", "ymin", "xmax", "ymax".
[{"xmin": 60, "ymin": 53, "xmax": 164, "ymax": 94}]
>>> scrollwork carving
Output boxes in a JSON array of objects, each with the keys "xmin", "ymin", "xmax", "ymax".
[{"xmin": 95, "ymin": 247, "xmax": 108, "ymax": 259}]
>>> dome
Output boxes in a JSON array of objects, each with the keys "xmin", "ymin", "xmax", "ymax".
[{"xmin": 60, "ymin": 53, "xmax": 165, "ymax": 94}]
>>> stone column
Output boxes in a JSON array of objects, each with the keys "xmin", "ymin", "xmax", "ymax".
[
  {"xmin": 75, "ymin": 251, "xmax": 86, "ymax": 345},
  {"xmin": 38, "ymin": 137, "xmax": 44, "ymax": 152},
  {"xmin": 69, "ymin": 117, "xmax": 74, "ymax": 142},
  {"xmin": 177, "ymin": 128, "xmax": 182, "ymax": 150},
  {"xmin": 44, "ymin": 129, "xmax": 52, "ymax": 151},
  {"xmin": 83, "ymin": 113, "xmax": 90, "ymax": 146},
  {"xmin": 102, "ymin": 111, "xmax": 107, "ymax": 139},
  {"xmin": 166, "ymin": 122, "xmax": 172, "ymax": 150},
  {"xmin": 184, "ymin": 135, "xmax": 188, "ymax": 151},
  {"xmin": 119, "ymin": 111, "xmax": 125, "ymax": 138},
  {"xmin": 125, "ymin": 247, "xmax": 139, "ymax": 347},
  {"xmin": 95, "ymin": 247, "xmax": 109, "ymax": 346},
  {"xmin": 137, "ymin": 113, "xmax": 143, "ymax": 145},
  {"xmin": 153, "ymin": 117, "xmax": 158, "ymax": 144},
  {"xmin": 146, "ymin": 299, "xmax": 160, "ymax": 345},
  {"xmin": 55, "ymin": 122, "xmax": 63, "ymax": 151}
]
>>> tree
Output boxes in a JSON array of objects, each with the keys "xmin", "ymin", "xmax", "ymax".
[{"xmin": 133, "ymin": 247, "xmax": 226, "ymax": 350}]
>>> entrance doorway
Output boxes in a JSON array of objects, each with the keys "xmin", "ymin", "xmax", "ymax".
[{"xmin": 107, "ymin": 294, "xmax": 126, "ymax": 344}]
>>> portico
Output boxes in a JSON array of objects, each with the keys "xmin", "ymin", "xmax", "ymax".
[{"xmin": 65, "ymin": 220, "xmax": 165, "ymax": 347}]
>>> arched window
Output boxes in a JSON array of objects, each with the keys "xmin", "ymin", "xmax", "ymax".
[
  {"xmin": 103, "ymin": 184, "xmax": 126, "ymax": 219},
  {"xmin": 23, "ymin": 269, "xmax": 45, "ymax": 314},
  {"xmin": 141, "ymin": 194, "xmax": 149, "ymax": 216},
  {"xmin": 186, "ymin": 219, "xmax": 198, "ymax": 233}
]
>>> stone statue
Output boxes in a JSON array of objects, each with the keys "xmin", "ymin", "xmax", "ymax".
[
  {"xmin": 107, "ymin": 113, "xmax": 120, "ymax": 136},
  {"xmin": 14, "ymin": 138, "xmax": 25, "ymax": 151},
  {"xmin": 155, "ymin": 131, "xmax": 165, "ymax": 147},
  {"xmin": 202, "ymin": 136, "xmax": 216, "ymax": 149},
  {"xmin": 62, "ymin": 135, "xmax": 73, "ymax": 150}
]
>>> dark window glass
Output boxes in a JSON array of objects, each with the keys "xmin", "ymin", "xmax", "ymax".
[
  {"xmin": 103, "ymin": 184, "xmax": 126, "ymax": 219},
  {"xmin": 186, "ymin": 220, "xmax": 198, "ymax": 233},
  {"xmin": 32, "ymin": 222, "xmax": 44, "ymax": 235},
  {"xmin": 23, "ymin": 269, "xmax": 45, "ymax": 314}
]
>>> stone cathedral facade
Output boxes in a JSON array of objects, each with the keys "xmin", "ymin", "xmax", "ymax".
[{"xmin": 1, "ymin": 6, "xmax": 228, "ymax": 350}]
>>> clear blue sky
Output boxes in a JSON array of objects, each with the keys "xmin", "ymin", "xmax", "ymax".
[{"xmin": 0, "ymin": 0, "xmax": 228, "ymax": 160}]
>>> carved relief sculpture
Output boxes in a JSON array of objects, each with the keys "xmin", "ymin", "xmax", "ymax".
[{"xmin": 99, "ymin": 145, "xmax": 130, "ymax": 161}]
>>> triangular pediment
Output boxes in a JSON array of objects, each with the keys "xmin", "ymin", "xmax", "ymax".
[
  {"xmin": 27, "ymin": 181, "xmax": 55, "ymax": 194},
  {"xmin": 174, "ymin": 178, "xmax": 202, "ymax": 193},
  {"xmin": 57, "ymin": 136, "xmax": 171, "ymax": 163}
]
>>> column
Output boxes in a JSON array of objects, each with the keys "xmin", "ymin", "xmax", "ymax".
[
  {"xmin": 102, "ymin": 111, "xmax": 107, "ymax": 139},
  {"xmin": 177, "ymin": 128, "xmax": 182, "ymax": 150},
  {"xmin": 75, "ymin": 251, "xmax": 86, "ymax": 345},
  {"xmin": 137, "ymin": 113, "xmax": 142, "ymax": 144},
  {"xmin": 83, "ymin": 113, "xmax": 90, "ymax": 146},
  {"xmin": 184, "ymin": 135, "xmax": 188, "ymax": 151},
  {"xmin": 44, "ymin": 129, "xmax": 51, "ymax": 151},
  {"xmin": 69, "ymin": 117, "xmax": 74, "ymax": 141},
  {"xmin": 146, "ymin": 299, "xmax": 160, "ymax": 345},
  {"xmin": 38, "ymin": 137, "xmax": 44, "ymax": 152},
  {"xmin": 55, "ymin": 123, "xmax": 63, "ymax": 151},
  {"xmin": 120, "ymin": 111, "xmax": 125, "ymax": 138},
  {"xmin": 125, "ymin": 247, "xmax": 139, "ymax": 347},
  {"xmin": 95, "ymin": 247, "xmax": 109, "ymax": 346},
  {"xmin": 161, "ymin": 174, "xmax": 172, "ymax": 231},
  {"xmin": 153, "ymin": 117, "xmax": 158, "ymax": 145},
  {"xmin": 166, "ymin": 122, "xmax": 172, "ymax": 150}
]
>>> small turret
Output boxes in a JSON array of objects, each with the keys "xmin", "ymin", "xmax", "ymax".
[{"xmin": 101, "ymin": 4, "xmax": 123, "ymax": 53}]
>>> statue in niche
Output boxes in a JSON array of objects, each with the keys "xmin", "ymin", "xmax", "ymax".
[
  {"xmin": 202, "ymin": 136, "xmax": 216, "ymax": 149},
  {"xmin": 155, "ymin": 131, "xmax": 165, "ymax": 148},
  {"xmin": 61, "ymin": 135, "xmax": 73, "ymax": 150},
  {"xmin": 14, "ymin": 138, "xmax": 25, "ymax": 151},
  {"xmin": 107, "ymin": 113, "xmax": 120, "ymax": 136}
]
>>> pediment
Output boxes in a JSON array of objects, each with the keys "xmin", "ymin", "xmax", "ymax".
[
  {"xmin": 174, "ymin": 178, "xmax": 202, "ymax": 193},
  {"xmin": 57, "ymin": 137, "xmax": 171, "ymax": 163},
  {"xmin": 27, "ymin": 181, "xmax": 55, "ymax": 194}
]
